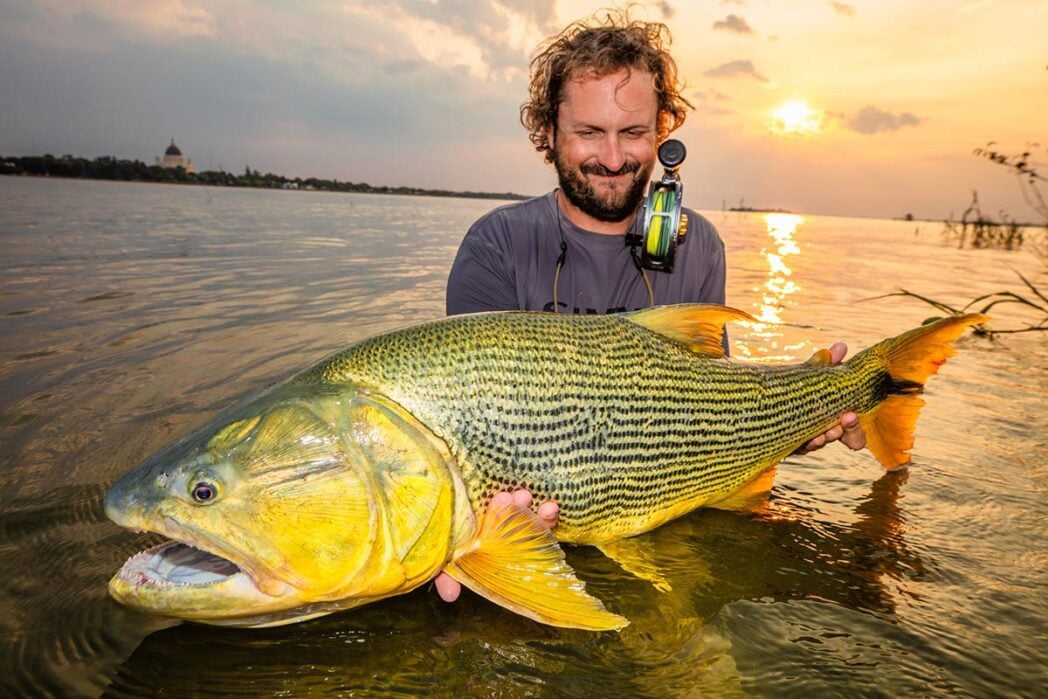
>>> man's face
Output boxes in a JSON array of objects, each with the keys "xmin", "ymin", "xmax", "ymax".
[{"xmin": 550, "ymin": 68, "xmax": 659, "ymax": 224}]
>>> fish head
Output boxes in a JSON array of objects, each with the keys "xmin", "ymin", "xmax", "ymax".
[{"xmin": 105, "ymin": 383, "xmax": 465, "ymax": 627}]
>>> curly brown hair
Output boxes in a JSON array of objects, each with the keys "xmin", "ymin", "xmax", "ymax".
[{"xmin": 520, "ymin": 8, "xmax": 693, "ymax": 162}]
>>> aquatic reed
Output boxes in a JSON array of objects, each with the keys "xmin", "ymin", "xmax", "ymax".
[
  {"xmin": 870, "ymin": 271, "xmax": 1047, "ymax": 338},
  {"xmin": 942, "ymin": 191, "xmax": 1030, "ymax": 251}
]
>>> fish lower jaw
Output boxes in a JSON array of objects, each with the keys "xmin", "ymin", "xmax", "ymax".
[{"xmin": 112, "ymin": 540, "xmax": 288, "ymax": 597}]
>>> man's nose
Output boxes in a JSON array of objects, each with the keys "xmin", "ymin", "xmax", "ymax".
[{"xmin": 596, "ymin": 136, "xmax": 626, "ymax": 172}]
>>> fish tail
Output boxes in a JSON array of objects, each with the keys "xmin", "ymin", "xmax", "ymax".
[{"xmin": 855, "ymin": 313, "xmax": 988, "ymax": 470}]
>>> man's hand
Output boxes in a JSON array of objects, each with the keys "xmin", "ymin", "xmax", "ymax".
[
  {"xmin": 795, "ymin": 342, "xmax": 867, "ymax": 455},
  {"xmin": 433, "ymin": 489, "xmax": 559, "ymax": 603}
]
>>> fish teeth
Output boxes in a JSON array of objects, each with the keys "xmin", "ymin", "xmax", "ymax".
[{"xmin": 120, "ymin": 541, "xmax": 239, "ymax": 587}]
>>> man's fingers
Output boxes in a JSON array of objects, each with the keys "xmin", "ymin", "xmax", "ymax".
[
  {"xmin": 489, "ymin": 491, "xmax": 513, "ymax": 509},
  {"xmin": 490, "ymin": 489, "xmax": 558, "ymax": 529},
  {"xmin": 536, "ymin": 500, "xmax": 559, "ymax": 528},
  {"xmin": 829, "ymin": 342, "xmax": 848, "ymax": 365},
  {"xmin": 840, "ymin": 412, "xmax": 866, "ymax": 450},
  {"xmin": 822, "ymin": 425, "xmax": 844, "ymax": 443},
  {"xmin": 802, "ymin": 434, "xmax": 826, "ymax": 453},
  {"xmin": 511, "ymin": 489, "xmax": 534, "ymax": 509},
  {"xmin": 434, "ymin": 572, "xmax": 461, "ymax": 602}
]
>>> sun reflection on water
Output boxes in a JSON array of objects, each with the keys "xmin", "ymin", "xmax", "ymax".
[{"xmin": 735, "ymin": 213, "xmax": 806, "ymax": 361}]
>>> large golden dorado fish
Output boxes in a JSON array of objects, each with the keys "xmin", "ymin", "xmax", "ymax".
[{"xmin": 105, "ymin": 305, "xmax": 985, "ymax": 630}]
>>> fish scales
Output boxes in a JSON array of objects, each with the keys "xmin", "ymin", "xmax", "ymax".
[{"xmin": 302, "ymin": 311, "xmax": 880, "ymax": 543}]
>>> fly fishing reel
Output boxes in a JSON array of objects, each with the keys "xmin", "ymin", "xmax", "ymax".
[{"xmin": 627, "ymin": 139, "xmax": 689, "ymax": 272}]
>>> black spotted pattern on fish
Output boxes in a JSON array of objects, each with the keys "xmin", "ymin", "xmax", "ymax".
[{"xmin": 297, "ymin": 312, "xmax": 888, "ymax": 544}]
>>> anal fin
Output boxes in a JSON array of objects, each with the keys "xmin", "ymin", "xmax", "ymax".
[
  {"xmin": 443, "ymin": 502, "xmax": 628, "ymax": 631},
  {"xmin": 709, "ymin": 467, "xmax": 777, "ymax": 513}
]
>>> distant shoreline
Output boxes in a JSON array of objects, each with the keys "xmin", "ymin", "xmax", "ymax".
[
  {"xmin": 0, "ymin": 154, "xmax": 531, "ymax": 202},
  {"xmin": 727, "ymin": 206, "xmax": 795, "ymax": 214}
]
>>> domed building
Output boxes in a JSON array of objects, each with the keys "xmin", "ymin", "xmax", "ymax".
[{"xmin": 155, "ymin": 138, "xmax": 194, "ymax": 173}]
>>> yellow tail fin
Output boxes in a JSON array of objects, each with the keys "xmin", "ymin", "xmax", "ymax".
[{"xmin": 858, "ymin": 313, "xmax": 988, "ymax": 469}]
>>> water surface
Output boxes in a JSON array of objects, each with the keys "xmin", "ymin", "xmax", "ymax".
[{"xmin": 1, "ymin": 177, "xmax": 1044, "ymax": 697}]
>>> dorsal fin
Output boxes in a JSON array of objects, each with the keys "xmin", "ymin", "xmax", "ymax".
[{"xmin": 625, "ymin": 304, "xmax": 755, "ymax": 357}]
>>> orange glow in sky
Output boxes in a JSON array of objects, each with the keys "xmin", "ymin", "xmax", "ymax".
[
  {"xmin": 770, "ymin": 100, "xmax": 825, "ymax": 137},
  {"xmin": 0, "ymin": 0, "xmax": 1045, "ymax": 219}
]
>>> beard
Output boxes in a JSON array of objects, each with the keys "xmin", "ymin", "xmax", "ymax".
[{"xmin": 553, "ymin": 148, "xmax": 652, "ymax": 223}]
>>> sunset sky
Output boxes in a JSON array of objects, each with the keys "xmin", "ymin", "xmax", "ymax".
[{"xmin": 1, "ymin": 0, "xmax": 1044, "ymax": 219}]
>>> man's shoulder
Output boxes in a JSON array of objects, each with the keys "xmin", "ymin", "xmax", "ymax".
[
  {"xmin": 470, "ymin": 192, "xmax": 553, "ymax": 231},
  {"xmin": 463, "ymin": 192, "xmax": 555, "ymax": 254}
]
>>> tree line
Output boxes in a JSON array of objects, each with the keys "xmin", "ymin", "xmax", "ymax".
[{"xmin": 0, "ymin": 154, "xmax": 528, "ymax": 201}]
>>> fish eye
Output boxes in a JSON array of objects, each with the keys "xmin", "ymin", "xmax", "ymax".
[{"xmin": 190, "ymin": 481, "xmax": 219, "ymax": 504}]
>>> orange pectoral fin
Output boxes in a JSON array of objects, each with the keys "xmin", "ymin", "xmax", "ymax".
[{"xmin": 442, "ymin": 502, "xmax": 628, "ymax": 631}]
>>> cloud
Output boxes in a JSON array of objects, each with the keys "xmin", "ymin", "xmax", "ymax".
[
  {"xmin": 11, "ymin": 1, "xmax": 551, "ymax": 83},
  {"xmin": 654, "ymin": 0, "xmax": 675, "ymax": 19},
  {"xmin": 691, "ymin": 89, "xmax": 734, "ymax": 115},
  {"xmin": 0, "ymin": 1, "xmax": 531, "ymax": 187},
  {"xmin": 703, "ymin": 60, "xmax": 768, "ymax": 83},
  {"xmin": 351, "ymin": 0, "xmax": 553, "ymax": 80},
  {"xmin": 692, "ymin": 89, "xmax": 731, "ymax": 102},
  {"xmin": 829, "ymin": 2, "xmax": 855, "ymax": 17},
  {"xmin": 0, "ymin": 0, "xmax": 217, "ymax": 51},
  {"xmin": 845, "ymin": 105, "xmax": 921, "ymax": 134},
  {"xmin": 496, "ymin": 0, "xmax": 558, "ymax": 30},
  {"xmin": 713, "ymin": 14, "xmax": 754, "ymax": 34},
  {"xmin": 61, "ymin": 0, "xmax": 216, "ymax": 40}
]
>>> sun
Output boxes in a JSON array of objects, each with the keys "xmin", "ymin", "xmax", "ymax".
[{"xmin": 770, "ymin": 99, "xmax": 824, "ymax": 136}]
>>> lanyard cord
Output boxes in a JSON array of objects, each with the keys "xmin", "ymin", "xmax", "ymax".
[
  {"xmin": 630, "ymin": 245, "xmax": 656, "ymax": 307},
  {"xmin": 552, "ymin": 238, "xmax": 568, "ymax": 312},
  {"xmin": 552, "ymin": 194, "xmax": 654, "ymax": 313}
]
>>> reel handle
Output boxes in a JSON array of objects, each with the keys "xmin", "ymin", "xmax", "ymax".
[{"xmin": 658, "ymin": 139, "xmax": 686, "ymax": 172}]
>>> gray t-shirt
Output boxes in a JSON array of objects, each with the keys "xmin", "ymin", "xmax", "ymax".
[{"xmin": 446, "ymin": 190, "xmax": 726, "ymax": 315}]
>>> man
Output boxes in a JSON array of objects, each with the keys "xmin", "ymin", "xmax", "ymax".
[
  {"xmin": 437, "ymin": 12, "xmax": 864, "ymax": 602},
  {"xmin": 446, "ymin": 13, "xmax": 719, "ymax": 316}
]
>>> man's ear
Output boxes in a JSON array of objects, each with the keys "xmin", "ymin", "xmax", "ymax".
[{"xmin": 547, "ymin": 124, "xmax": 556, "ymax": 150}]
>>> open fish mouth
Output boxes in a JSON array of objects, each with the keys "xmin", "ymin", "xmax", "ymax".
[
  {"xmin": 110, "ymin": 535, "xmax": 301, "ymax": 624},
  {"xmin": 117, "ymin": 540, "xmax": 242, "ymax": 588}
]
